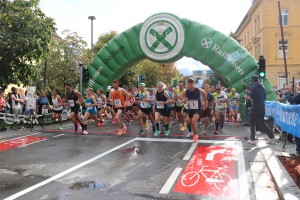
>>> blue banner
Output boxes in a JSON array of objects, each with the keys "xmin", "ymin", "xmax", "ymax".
[{"xmin": 265, "ymin": 101, "xmax": 300, "ymax": 138}]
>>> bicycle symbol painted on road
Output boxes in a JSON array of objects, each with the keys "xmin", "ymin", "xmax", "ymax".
[{"xmin": 181, "ymin": 165, "xmax": 232, "ymax": 190}]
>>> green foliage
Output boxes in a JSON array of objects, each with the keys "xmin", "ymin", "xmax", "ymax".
[
  {"xmin": 0, "ymin": 0, "xmax": 56, "ymax": 89},
  {"xmin": 92, "ymin": 31, "xmax": 118, "ymax": 54},
  {"xmin": 41, "ymin": 30, "xmax": 88, "ymax": 94}
]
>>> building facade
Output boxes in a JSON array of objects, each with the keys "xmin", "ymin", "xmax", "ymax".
[{"xmin": 235, "ymin": 0, "xmax": 300, "ymax": 89}]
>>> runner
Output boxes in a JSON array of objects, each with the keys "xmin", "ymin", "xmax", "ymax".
[
  {"xmin": 227, "ymin": 88, "xmax": 240, "ymax": 126},
  {"xmin": 149, "ymin": 88, "xmax": 156, "ymax": 132},
  {"xmin": 137, "ymin": 83, "xmax": 151, "ymax": 135},
  {"xmin": 64, "ymin": 83, "xmax": 84, "ymax": 134},
  {"xmin": 96, "ymin": 89, "xmax": 106, "ymax": 127},
  {"xmin": 166, "ymin": 86, "xmax": 175, "ymax": 136},
  {"xmin": 51, "ymin": 89, "xmax": 64, "ymax": 130},
  {"xmin": 174, "ymin": 80, "xmax": 186, "ymax": 131},
  {"xmin": 181, "ymin": 78, "xmax": 207, "ymax": 142},
  {"xmin": 212, "ymin": 85, "xmax": 228, "ymax": 135},
  {"xmin": 106, "ymin": 86, "xmax": 115, "ymax": 124},
  {"xmin": 124, "ymin": 88, "xmax": 134, "ymax": 125},
  {"xmin": 199, "ymin": 84, "xmax": 214, "ymax": 135},
  {"xmin": 81, "ymin": 87, "xmax": 98, "ymax": 135},
  {"xmin": 154, "ymin": 82, "xmax": 171, "ymax": 137},
  {"xmin": 109, "ymin": 80, "xmax": 128, "ymax": 135}
]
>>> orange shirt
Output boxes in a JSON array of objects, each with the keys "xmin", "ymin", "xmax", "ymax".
[{"xmin": 111, "ymin": 89, "xmax": 125, "ymax": 108}]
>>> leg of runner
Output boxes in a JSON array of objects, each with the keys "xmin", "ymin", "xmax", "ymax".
[
  {"xmin": 214, "ymin": 110, "xmax": 220, "ymax": 135},
  {"xmin": 82, "ymin": 111, "xmax": 90, "ymax": 135},
  {"xmin": 191, "ymin": 114, "xmax": 200, "ymax": 143},
  {"xmin": 115, "ymin": 109, "xmax": 126, "ymax": 135},
  {"xmin": 138, "ymin": 110, "xmax": 145, "ymax": 135},
  {"xmin": 154, "ymin": 112, "xmax": 161, "ymax": 137},
  {"xmin": 186, "ymin": 117, "xmax": 192, "ymax": 138}
]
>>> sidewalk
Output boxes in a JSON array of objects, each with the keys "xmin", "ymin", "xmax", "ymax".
[{"xmin": 246, "ymin": 128, "xmax": 300, "ymax": 200}]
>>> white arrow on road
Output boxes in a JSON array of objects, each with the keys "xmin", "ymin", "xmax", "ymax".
[{"xmin": 206, "ymin": 149, "xmax": 227, "ymax": 160}]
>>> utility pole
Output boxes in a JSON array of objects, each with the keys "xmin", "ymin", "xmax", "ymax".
[
  {"xmin": 88, "ymin": 16, "xmax": 96, "ymax": 49},
  {"xmin": 277, "ymin": 0, "xmax": 288, "ymax": 85}
]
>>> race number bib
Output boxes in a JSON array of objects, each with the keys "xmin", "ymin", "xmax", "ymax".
[
  {"xmin": 140, "ymin": 101, "xmax": 148, "ymax": 108},
  {"xmin": 68, "ymin": 100, "xmax": 75, "ymax": 107},
  {"xmin": 86, "ymin": 104, "xmax": 93, "ymax": 110},
  {"xmin": 230, "ymin": 100, "xmax": 237, "ymax": 106},
  {"xmin": 188, "ymin": 100, "xmax": 198, "ymax": 109},
  {"xmin": 114, "ymin": 99, "xmax": 122, "ymax": 107},
  {"xmin": 216, "ymin": 102, "xmax": 225, "ymax": 109},
  {"xmin": 156, "ymin": 101, "xmax": 164, "ymax": 109}
]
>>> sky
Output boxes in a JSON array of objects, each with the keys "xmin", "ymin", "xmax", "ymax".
[{"xmin": 39, "ymin": 0, "xmax": 252, "ymax": 75}]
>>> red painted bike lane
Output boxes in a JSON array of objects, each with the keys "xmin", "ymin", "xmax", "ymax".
[
  {"xmin": 174, "ymin": 145, "xmax": 239, "ymax": 199},
  {"xmin": 0, "ymin": 136, "xmax": 47, "ymax": 152}
]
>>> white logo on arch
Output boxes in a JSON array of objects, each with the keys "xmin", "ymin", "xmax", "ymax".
[
  {"xmin": 139, "ymin": 13, "xmax": 185, "ymax": 61},
  {"xmin": 201, "ymin": 37, "xmax": 213, "ymax": 49}
]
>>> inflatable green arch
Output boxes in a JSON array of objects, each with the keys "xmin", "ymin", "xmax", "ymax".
[{"xmin": 83, "ymin": 13, "xmax": 277, "ymax": 120}]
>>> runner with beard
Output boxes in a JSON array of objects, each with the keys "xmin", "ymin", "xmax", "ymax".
[{"xmin": 109, "ymin": 80, "xmax": 128, "ymax": 135}]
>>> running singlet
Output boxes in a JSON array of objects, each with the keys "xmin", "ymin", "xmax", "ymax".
[
  {"xmin": 111, "ymin": 89, "xmax": 125, "ymax": 108},
  {"xmin": 156, "ymin": 90, "xmax": 167, "ymax": 109},
  {"xmin": 175, "ymin": 89, "xmax": 184, "ymax": 107},
  {"xmin": 52, "ymin": 96, "xmax": 63, "ymax": 111},
  {"xmin": 186, "ymin": 88, "xmax": 201, "ymax": 110},
  {"xmin": 85, "ymin": 96, "xmax": 96, "ymax": 111},
  {"xmin": 96, "ymin": 94, "xmax": 105, "ymax": 108},
  {"xmin": 213, "ymin": 91, "xmax": 228, "ymax": 110},
  {"xmin": 139, "ymin": 91, "xmax": 150, "ymax": 108},
  {"xmin": 66, "ymin": 90, "xmax": 79, "ymax": 109},
  {"xmin": 227, "ymin": 93, "xmax": 240, "ymax": 106}
]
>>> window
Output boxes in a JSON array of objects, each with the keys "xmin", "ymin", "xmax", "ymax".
[
  {"xmin": 279, "ymin": 9, "xmax": 288, "ymax": 26},
  {"xmin": 278, "ymin": 40, "xmax": 288, "ymax": 58}
]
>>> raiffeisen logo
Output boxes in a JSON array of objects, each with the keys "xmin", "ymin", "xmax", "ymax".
[
  {"xmin": 140, "ymin": 13, "xmax": 185, "ymax": 61},
  {"xmin": 201, "ymin": 37, "xmax": 245, "ymax": 76}
]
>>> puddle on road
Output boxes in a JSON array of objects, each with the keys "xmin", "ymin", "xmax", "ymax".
[
  {"xmin": 70, "ymin": 181, "xmax": 105, "ymax": 190},
  {"xmin": 122, "ymin": 146, "xmax": 144, "ymax": 155}
]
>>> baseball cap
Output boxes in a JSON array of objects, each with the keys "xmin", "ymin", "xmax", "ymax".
[
  {"xmin": 231, "ymin": 87, "xmax": 236, "ymax": 91},
  {"xmin": 140, "ymin": 82, "xmax": 145, "ymax": 87}
]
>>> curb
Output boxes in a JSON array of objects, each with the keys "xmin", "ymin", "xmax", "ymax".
[{"xmin": 257, "ymin": 141, "xmax": 300, "ymax": 200}]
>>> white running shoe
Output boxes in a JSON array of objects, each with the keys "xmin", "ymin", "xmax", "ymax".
[{"xmin": 186, "ymin": 132, "xmax": 193, "ymax": 138}]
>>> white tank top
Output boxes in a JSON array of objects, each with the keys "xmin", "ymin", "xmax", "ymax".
[{"xmin": 52, "ymin": 96, "xmax": 63, "ymax": 110}]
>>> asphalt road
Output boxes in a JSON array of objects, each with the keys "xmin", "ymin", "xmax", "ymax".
[{"xmin": 0, "ymin": 119, "xmax": 276, "ymax": 200}]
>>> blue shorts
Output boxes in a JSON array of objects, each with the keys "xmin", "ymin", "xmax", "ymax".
[
  {"xmin": 86, "ymin": 108, "xmax": 97, "ymax": 115},
  {"xmin": 229, "ymin": 105, "xmax": 238, "ymax": 111}
]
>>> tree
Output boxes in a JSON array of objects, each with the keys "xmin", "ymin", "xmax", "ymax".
[
  {"xmin": 0, "ymin": 0, "xmax": 56, "ymax": 89},
  {"xmin": 41, "ymin": 30, "xmax": 88, "ymax": 94},
  {"xmin": 92, "ymin": 31, "xmax": 118, "ymax": 55}
]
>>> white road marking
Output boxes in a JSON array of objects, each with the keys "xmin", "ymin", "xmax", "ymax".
[
  {"xmin": 136, "ymin": 137, "xmax": 238, "ymax": 144},
  {"xmin": 237, "ymin": 142, "xmax": 250, "ymax": 200},
  {"xmin": 4, "ymin": 138, "xmax": 136, "ymax": 200},
  {"xmin": 159, "ymin": 167, "xmax": 182, "ymax": 194},
  {"xmin": 52, "ymin": 134, "xmax": 65, "ymax": 138},
  {"xmin": 183, "ymin": 143, "xmax": 197, "ymax": 160},
  {"xmin": 0, "ymin": 132, "xmax": 42, "ymax": 143},
  {"xmin": 19, "ymin": 139, "xmax": 48, "ymax": 148}
]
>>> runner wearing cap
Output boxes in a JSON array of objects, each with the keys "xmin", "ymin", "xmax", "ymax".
[
  {"xmin": 137, "ymin": 82, "xmax": 152, "ymax": 135},
  {"xmin": 227, "ymin": 88, "xmax": 240, "ymax": 126}
]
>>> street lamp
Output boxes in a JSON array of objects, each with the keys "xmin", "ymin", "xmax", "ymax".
[{"xmin": 88, "ymin": 16, "xmax": 96, "ymax": 49}]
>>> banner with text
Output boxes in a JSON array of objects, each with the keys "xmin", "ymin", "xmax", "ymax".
[{"xmin": 265, "ymin": 101, "xmax": 300, "ymax": 138}]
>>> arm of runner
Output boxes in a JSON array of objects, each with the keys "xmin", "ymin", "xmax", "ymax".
[
  {"xmin": 199, "ymin": 88, "xmax": 207, "ymax": 109},
  {"xmin": 75, "ymin": 92, "xmax": 84, "ymax": 104},
  {"xmin": 91, "ymin": 95, "xmax": 97, "ymax": 107},
  {"xmin": 163, "ymin": 90, "xmax": 170, "ymax": 104}
]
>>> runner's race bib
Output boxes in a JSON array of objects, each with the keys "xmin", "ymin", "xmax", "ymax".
[
  {"xmin": 114, "ymin": 99, "xmax": 122, "ymax": 107},
  {"xmin": 140, "ymin": 101, "xmax": 149, "ymax": 108},
  {"xmin": 230, "ymin": 100, "xmax": 237, "ymax": 106},
  {"xmin": 188, "ymin": 100, "xmax": 198, "ymax": 109},
  {"xmin": 156, "ymin": 101, "xmax": 164, "ymax": 109},
  {"xmin": 68, "ymin": 100, "xmax": 75, "ymax": 107},
  {"xmin": 86, "ymin": 103, "xmax": 93, "ymax": 110}
]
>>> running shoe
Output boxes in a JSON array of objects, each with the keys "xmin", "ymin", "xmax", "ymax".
[
  {"xmin": 139, "ymin": 129, "xmax": 145, "ymax": 135},
  {"xmin": 74, "ymin": 124, "xmax": 78, "ymax": 134},
  {"xmin": 203, "ymin": 130, "xmax": 207, "ymax": 135},
  {"xmin": 214, "ymin": 130, "xmax": 220, "ymax": 135},
  {"xmin": 105, "ymin": 114, "xmax": 109, "ymax": 120},
  {"xmin": 112, "ymin": 119, "xmax": 116, "ymax": 124},
  {"xmin": 234, "ymin": 122, "xmax": 238, "ymax": 126},
  {"xmin": 144, "ymin": 121, "xmax": 149, "ymax": 129},
  {"xmin": 154, "ymin": 130, "xmax": 160, "ymax": 137},
  {"xmin": 152, "ymin": 126, "xmax": 156, "ymax": 132},
  {"xmin": 59, "ymin": 126, "xmax": 64, "ymax": 130},
  {"xmin": 164, "ymin": 130, "xmax": 170, "ymax": 136},
  {"xmin": 97, "ymin": 123, "xmax": 104, "ymax": 127},
  {"xmin": 179, "ymin": 124, "xmax": 186, "ymax": 131},
  {"xmin": 122, "ymin": 125, "xmax": 127, "ymax": 134},
  {"xmin": 193, "ymin": 134, "xmax": 198, "ymax": 143},
  {"xmin": 82, "ymin": 130, "xmax": 88, "ymax": 135},
  {"xmin": 116, "ymin": 129, "xmax": 123, "ymax": 135},
  {"xmin": 186, "ymin": 132, "xmax": 193, "ymax": 138}
]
